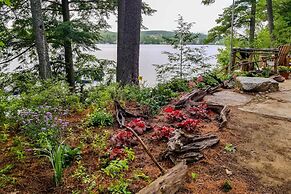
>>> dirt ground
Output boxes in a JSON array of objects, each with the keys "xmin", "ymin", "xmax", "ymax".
[{"xmin": 227, "ymin": 108, "xmax": 291, "ymax": 194}]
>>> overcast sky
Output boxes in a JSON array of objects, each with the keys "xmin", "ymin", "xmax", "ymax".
[{"xmin": 108, "ymin": 0, "xmax": 232, "ymax": 34}]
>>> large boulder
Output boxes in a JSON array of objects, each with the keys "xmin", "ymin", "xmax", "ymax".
[{"xmin": 236, "ymin": 76, "xmax": 279, "ymax": 92}]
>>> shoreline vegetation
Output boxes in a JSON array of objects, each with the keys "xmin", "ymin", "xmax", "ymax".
[{"xmin": 98, "ymin": 30, "xmax": 223, "ymax": 45}]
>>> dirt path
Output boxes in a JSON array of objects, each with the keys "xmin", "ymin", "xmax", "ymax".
[
  {"xmin": 212, "ymin": 80, "xmax": 291, "ymax": 194},
  {"xmin": 228, "ymin": 108, "xmax": 291, "ymax": 193}
]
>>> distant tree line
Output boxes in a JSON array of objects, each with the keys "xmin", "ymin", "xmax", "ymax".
[{"xmin": 98, "ymin": 31, "xmax": 220, "ymax": 45}]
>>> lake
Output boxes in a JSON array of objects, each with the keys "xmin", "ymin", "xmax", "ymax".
[
  {"xmin": 94, "ymin": 44, "xmax": 224, "ymax": 86},
  {"xmin": 5, "ymin": 44, "xmax": 224, "ymax": 87}
]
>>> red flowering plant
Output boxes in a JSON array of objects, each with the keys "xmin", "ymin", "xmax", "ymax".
[
  {"xmin": 177, "ymin": 119, "xmax": 200, "ymax": 132},
  {"xmin": 110, "ymin": 131, "xmax": 137, "ymax": 147},
  {"xmin": 164, "ymin": 107, "xmax": 186, "ymax": 122},
  {"xmin": 126, "ymin": 118, "xmax": 146, "ymax": 135},
  {"xmin": 189, "ymin": 103, "xmax": 209, "ymax": 119},
  {"xmin": 151, "ymin": 126, "xmax": 175, "ymax": 141}
]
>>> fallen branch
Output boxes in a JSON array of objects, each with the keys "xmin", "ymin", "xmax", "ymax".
[
  {"xmin": 125, "ymin": 125, "xmax": 166, "ymax": 175},
  {"xmin": 137, "ymin": 161, "xmax": 187, "ymax": 194},
  {"xmin": 114, "ymin": 101, "xmax": 166, "ymax": 175}
]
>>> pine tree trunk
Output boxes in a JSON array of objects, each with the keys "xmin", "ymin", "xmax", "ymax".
[
  {"xmin": 117, "ymin": 0, "xmax": 142, "ymax": 85},
  {"xmin": 249, "ymin": 0, "xmax": 256, "ymax": 47},
  {"xmin": 61, "ymin": 0, "xmax": 75, "ymax": 90},
  {"xmin": 29, "ymin": 0, "xmax": 51, "ymax": 79},
  {"xmin": 266, "ymin": 0, "xmax": 275, "ymax": 46}
]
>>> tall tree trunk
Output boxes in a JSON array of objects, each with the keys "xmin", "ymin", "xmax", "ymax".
[
  {"xmin": 266, "ymin": 0, "xmax": 275, "ymax": 46},
  {"xmin": 249, "ymin": 0, "xmax": 256, "ymax": 47},
  {"xmin": 61, "ymin": 0, "xmax": 75, "ymax": 90},
  {"xmin": 117, "ymin": 0, "xmax": 142, "ymax": 85},
  {"xmin": 29, "ymin": 0, "xmax": 51, "ymax": 79}
]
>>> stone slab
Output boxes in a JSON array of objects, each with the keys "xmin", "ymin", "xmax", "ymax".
[
  {"xmin": 267, "ymin": 90, "xmax": 291, "ymax": 103},
  {"xmin": 239, "ymin": 100, "xmax": 291, "ymax": 121},
  {"xmin": 279, "ymin": 80, "xmax": 291, "ymax": 91},
  {"xmin": 204, "ymin": 90, "xmax": 253, "ymax": 106},
  {"xmin": 236, "ymin": 76, "xmax": 279, "ymax": 92}
]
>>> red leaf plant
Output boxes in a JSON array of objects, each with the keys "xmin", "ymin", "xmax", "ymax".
[
  {"xmin": 177, "ymin": 119, "xmax": 200, "ymax": 132},
  {"xmin": 108, "ymin": 147, "xmax": 125, "ymax": 160},
  {"xmin": 126, "ymin": 118, "xmax": 146, "ymax": 135},
  {"xmin": 190, "ymin": 103, "xmax": 209, "ymax": 119},
  {"xmin": 151, "ymin": 126, "xmax": 175, "ymax": 141},
  {"xmin": 164, "ymin": 106, "xmax": 186, "ymax": 122},
  {"xmin": 110, "ymin": 131, "xmax": 136, "ymax": 147}
]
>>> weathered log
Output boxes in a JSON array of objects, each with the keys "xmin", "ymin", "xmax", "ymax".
[
  {"xmin": 206, "ymin": 103, "xmax": 230, "ymax": 129},
  {"xmin": 114, "ymin": 100, "xmax": 147, "ymax": 127},
  {"xmin": 137, "ymin": 161, "xmax": 188, "ymax": 194},
  {"xmin": 163, "ymin": 130, "xmax": 219, "ymax": 164},
  {"xmin": 175, "ymin": 85, "xmax": 222, "ymax": 108}
]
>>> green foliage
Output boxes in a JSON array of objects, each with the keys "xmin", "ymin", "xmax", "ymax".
[
  {"xmin": 155, "ymin": 15, "xmax": 209, "ymax": 82},
  {"xmin": 103, "ymin": 147, "xmax": 135, "ymax": 178},
  {"xmin": 103, "ymin": 159, "xmax": 129, "ymax": 178},
  {"xmin": 221, "ymin": 180, "xmax": 232, "ymax": 192},
  {"xmin": 224, "ymin": 143, "xmax": 236, "ymax": 153},
  {"xmin": 0, "ymin": 79, "xmax": 81, "ymax": 130},
  {"xmin": 40, "ymin": 141, "xmax": 80, "ymax": 186},
  {"xmin": 87, "ymin": 109, "xmax": 113, "ymax": 127},
  {"xmin": 72, "ymin": 161, "xmax": 97, "ymax": 192},
  {"xmin": 108, "ymin": 178, "xmax": 131, "ymax": 194},
  {"xmin": 0, "ymin": 130, "xmax": 8, "ymax": 143},
  {"xmin": 86, "ymin": 81, "xmax": 180, "ymax": 116},
  {"xmin": 0, "ymin": 164, "xmax": 15, "ymax": 188},
  {"xmin": 191, "ymin": 172, "xmax": 199, "ymax": 180},
  {"xmin": 278, "ymin": 66, "xmax": 290, "ymax": 73},
  {"xmin": 10, "ymin": 136, "xmax": 27, "ymax": 161},
  {"xmin": 133, "ymin": 170, "xmax": 150, "ymax": 181}
]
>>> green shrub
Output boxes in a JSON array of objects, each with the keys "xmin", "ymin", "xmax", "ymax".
[
  {"xmin": 40, "ymin": 141, "xmax": 80, "ymax": 186},
  {"xmin": 108, "ymin": 178, "xmax": 131, "ymax": 194},
  {"xmin": 87, "ymin": 110, "xmax": 113, "ymax": 127}
]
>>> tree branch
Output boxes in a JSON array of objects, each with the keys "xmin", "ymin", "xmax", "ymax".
[{"xmin": 0, "ymin": 45, "xmax": 34, "ymax": 65}]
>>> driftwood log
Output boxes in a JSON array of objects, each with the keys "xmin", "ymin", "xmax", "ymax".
[
  {"xmin": 175, "ymin": 85, "xmax": 222, "ymax": 108},
  {"xmin": 114, "ymin": 100, "xmax": 147, "ymax": 127},
  {"xmin": 114, "ymin": 101, "xmax": 166, "ymax": 174},
  {"xmin": 137, "ymin": 161, "xmax": 188, "ymax": 194},
  {"xmin": 162, "ymin": 130, "xmax": 219, "ymax": 164}
]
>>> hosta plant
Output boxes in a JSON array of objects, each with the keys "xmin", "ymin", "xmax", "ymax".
[
  {"xmin": 151, "ymin": 126, "xmax": 175, "ymax": 141},
  {"xmin": 126, "ymin": 118, "xmax": 146, "ymax": 135},
  {"xmin": 177, "ymin": 119, "xmax": 200, "ymax": 132}
]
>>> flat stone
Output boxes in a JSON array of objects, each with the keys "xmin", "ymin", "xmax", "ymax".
[
  {"xmin": 204, "ymin": 90, "xmax": 252, "ymax": 106},
  {"xmin": 236, "ymin": 77, "xmax": 279, "ymax": 92},
  {"xmin": 279, "ymin": 80, "xmax": 291, "ymax": 91},
  {"xmin": 267, "ymin": 90, "xmax": 291, "ymax": 103},
  {"xmin": 239, "ymin": 100, "xmax": 291, "ymax": 121}
]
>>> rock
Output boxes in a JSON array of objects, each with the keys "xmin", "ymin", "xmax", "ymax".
[
  {"xmin": 270, "ymin": 75, "xmax": 285, "ymax": 83},
  {"xmin": 236, "ymin": 76, "xmax": 279, "ymax": 92},
  {"xmin": 226, "ymin": 169, "xmax": 233, "ymax": 176}
]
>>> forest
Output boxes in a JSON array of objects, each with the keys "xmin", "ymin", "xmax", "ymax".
[{"xmin": 0, "ymin": 0, "xmax": 291, "ymax": 193}]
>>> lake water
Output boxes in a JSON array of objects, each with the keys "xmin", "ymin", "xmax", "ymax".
[
  {"xmin": 5, "ymin": 44, "xmax": 224, "ymax": 87},
  {"xmin": 94, "ymin": 44, "xmax": 224, "ymax": 86}
]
